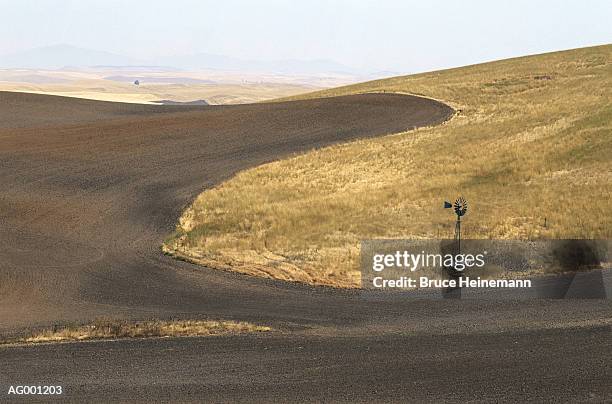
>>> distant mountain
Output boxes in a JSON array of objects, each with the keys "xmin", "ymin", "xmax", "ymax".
[
  {"xmin": 0, "ymin": 44, "xmax": 375, "ymax": 76},
  {"xmin": 0, "ymin": 44, "xmax": 144, "ymax": 69}
]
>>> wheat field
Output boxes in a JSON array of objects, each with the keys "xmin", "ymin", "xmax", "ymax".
[{"xmin": 165, "ymin": 45, "xmax": 612, "ymax": 287}]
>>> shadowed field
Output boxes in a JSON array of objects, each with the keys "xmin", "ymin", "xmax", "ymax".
[
  {"xmin": 3, "ymin": 328, "xmax": 612, "ymax": 402},
  {"xmin": 1, "ymin": 89, "xmax": 612, "ymax": 402},
  {"xmin": 0, "ymin": 91, "xmax": 451, "ymax": 331}
]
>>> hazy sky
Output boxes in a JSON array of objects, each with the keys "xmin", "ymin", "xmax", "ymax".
[{"xmin": 1, "ymin": 0, "xmax": 610, "ymax": 73}]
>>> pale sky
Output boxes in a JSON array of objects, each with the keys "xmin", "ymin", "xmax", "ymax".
[{"xmin": 1, "ymin": 0, "xmax": 610, "ymax": 73}]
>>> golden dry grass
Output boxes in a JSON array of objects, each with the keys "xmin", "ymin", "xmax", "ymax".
[
  {"xmin": 2, "ymin": 319, "xmax": 270, "ymax": 345},
  {"xmin": 165, "ymin": 45, "xmax": 612, "ymax": 287}
]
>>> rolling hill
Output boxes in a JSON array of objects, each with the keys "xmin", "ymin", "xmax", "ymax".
[{"xmin": 165, "ymin": 44, "xmax": 612, "ymax": 287}]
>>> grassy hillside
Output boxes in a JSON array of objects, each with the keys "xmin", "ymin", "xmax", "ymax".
[{"xmin": 164, "ymin": 45, "xmax": 612, "ymax": 287}]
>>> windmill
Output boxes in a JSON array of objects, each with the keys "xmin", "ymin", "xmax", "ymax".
[{"xmin": 444, "ymin": 196, "xmax": 468, "ymax": 252}]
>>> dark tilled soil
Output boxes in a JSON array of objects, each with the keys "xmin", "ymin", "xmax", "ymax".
[
  {"xmin": 0, "ymin": 91, "xmax": 454, "ymax": 330},
  {"xmin": 1, "ymin": 91, "xmax": 611, "ymax": 402}
]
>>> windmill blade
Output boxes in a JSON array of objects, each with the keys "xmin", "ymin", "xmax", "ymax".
[{"xmin": 453, "ymin": 196, "xmax": 468, "ymax": 216}]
